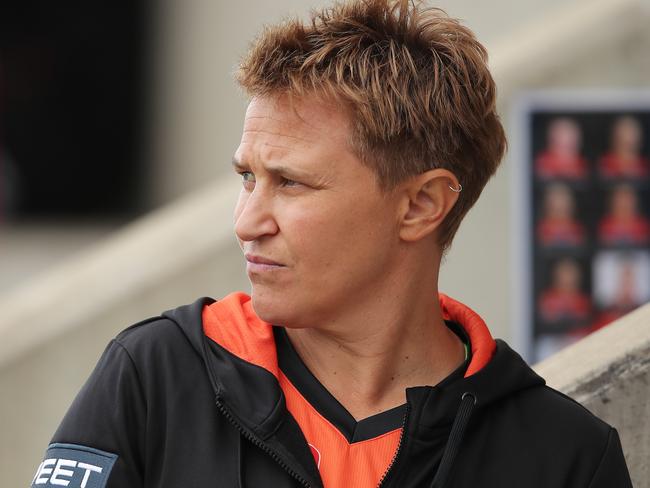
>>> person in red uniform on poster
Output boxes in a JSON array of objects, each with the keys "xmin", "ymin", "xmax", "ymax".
[
  {"xmin": 536, "ymin": 182, "xmax": 585, "ymax": 246},
  {"xmin": 538, "ymin": 258, "xmax": 591, "ymax": 325},
  {"xmin": 598, "ymin": 184, "xmax": 650, "ymax": 245},
  {"xmin": 599, "ymin": 116, "xmax": 649, "ymax": 179},
  {"xmin": 32, "ymin": 1, "xmax": 633, "ymax": 487},
  {"xmin": 591, "ymin": 259, "xmax": 638, "ymax": 331},
  {"xmin": 591, "ymin": 252, "xmax": 650, "ymax": 331},
  {"xmin": 535, "ymin": 117, "xmax": 589, "ymax": 180}
]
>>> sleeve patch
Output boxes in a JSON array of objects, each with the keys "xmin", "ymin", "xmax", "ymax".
[{"xmin": 31, "ymin": 443, "xmax": 118, "ymax": 488}]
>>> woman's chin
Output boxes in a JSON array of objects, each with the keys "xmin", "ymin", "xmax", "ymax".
[{"xmin": 250, "ymin": 291, "xmax": 291, "ymax": 325}]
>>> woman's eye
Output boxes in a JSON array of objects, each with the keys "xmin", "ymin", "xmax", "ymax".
[
  {"xmin": 281, "ymin": 177, "xmax": 300, "ymax": 187},
  {"xmin": 240, "ymin": 171, "xmax": 255, "ymax": 186}
]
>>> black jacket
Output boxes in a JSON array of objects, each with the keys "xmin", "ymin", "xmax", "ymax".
[{"xmin": 33, "ymin": 294, "xmax": 633, "ymax": 487}]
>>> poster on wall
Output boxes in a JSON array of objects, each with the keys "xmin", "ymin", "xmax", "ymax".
[{"xmin": 512, "ymin": 91, "xmax": 650, "ymax": 363}]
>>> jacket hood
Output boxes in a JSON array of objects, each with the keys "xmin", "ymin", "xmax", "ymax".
[
  {"xmin": 165, "ymin": 292, "xmax": 544, "ymax": 431},
  {"xmin": 165, "ymin": 295, "xmax": 323, "ymax": 486}
]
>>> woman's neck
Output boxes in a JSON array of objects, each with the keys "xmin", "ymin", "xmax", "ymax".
[{"xmin": 284, "ymin": 287, "xmax": 466, "ymax": 420}]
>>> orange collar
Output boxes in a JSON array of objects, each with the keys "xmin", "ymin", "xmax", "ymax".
[
  {"xmin": 438, "ymin": 293, "xmax": 496, "ymax": 377},
  {"xmin": 203, "ymin": 292, "xmax": 496, "ymax": 379}
]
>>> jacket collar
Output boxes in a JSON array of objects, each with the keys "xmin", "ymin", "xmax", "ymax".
[
  {"xmin": 165, "ymin": 292, "xmax": 543, "ymax": 436},
  {"xmin": 199, "ymin": 292, "xmax": 498, "ymax": 381}
]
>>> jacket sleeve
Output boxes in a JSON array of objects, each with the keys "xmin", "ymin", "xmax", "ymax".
[
  {"xmin": 30, "ymin": 339, "xmax": 146, "ymax": 488},
  {"xmin": 587, "ymin": 428, "xmax": 633, "ymax": 488}
]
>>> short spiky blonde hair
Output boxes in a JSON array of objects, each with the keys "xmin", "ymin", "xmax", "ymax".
[{"xmin": 237, "ymin": 0, "xmax": 506, "ymax": 249}]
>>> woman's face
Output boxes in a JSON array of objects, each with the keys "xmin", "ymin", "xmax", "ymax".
[
  {"xmin": 545, "ymin": 184, "xmax": 574, "ymax": 220},
  {"xmin": 548, "ymin": 118, "xmax": 581, "ymax": 156},
  {"xmin": 553, "ymin": 260, "xmax": 581, "ymax": 292},
  {"xmin": 611, "ymin": 186, "xmax": 638, "ymax": 218},
  {"xmin": 232, "ymin": 95, "xmax": 402, "ymax": 328},
  {"xmin": 612, "ymin": 117, "xmax": 642, "ymax": 153}
]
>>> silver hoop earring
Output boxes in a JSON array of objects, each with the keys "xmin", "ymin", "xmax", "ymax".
[{"xmin": 448, "ymin": 183, "xmax": 462, "ymax": 193}]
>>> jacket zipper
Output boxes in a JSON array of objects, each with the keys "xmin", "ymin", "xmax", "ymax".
[
  {"xmin": 377, "ymin": 402, "xmax": 411, "ymax": 487},
  {"xmin": 215, "ymin": 396, "xmax": 313, "ymax": 488}
]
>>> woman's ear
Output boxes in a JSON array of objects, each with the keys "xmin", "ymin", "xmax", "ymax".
[{"xmin": 399, "ymin": 168, "xmax": 461, "ymax": 242}]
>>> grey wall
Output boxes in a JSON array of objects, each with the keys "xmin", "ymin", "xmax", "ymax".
[{"xmin": 536, "ymin": 303, "xmax": 650, "ymax": 487}]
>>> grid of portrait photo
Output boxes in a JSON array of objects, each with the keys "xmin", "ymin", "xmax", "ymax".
[{"xmin": 529, "ymin": 107, "xmax": 650, "ymax": 362}]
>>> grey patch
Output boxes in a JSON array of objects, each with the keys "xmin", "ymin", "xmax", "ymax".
[{"xmin": 31, "ymin": 443, "xmax": 117, "ymax": 488}]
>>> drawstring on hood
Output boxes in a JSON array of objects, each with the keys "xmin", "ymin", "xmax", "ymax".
[{"xmin": 429, "ymin": 392, "xmax": 477, "ymax": 487}]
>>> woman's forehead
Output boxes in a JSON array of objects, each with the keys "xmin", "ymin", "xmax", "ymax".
[
  {"xmin": 246, "ymin": 96, "xmax": 350, "ymax": 135},
  {"xmin": 236, "ymin": 96, "xmax": 356, "ymax": 166}
]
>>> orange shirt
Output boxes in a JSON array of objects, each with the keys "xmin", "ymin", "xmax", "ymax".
[
  {"xmin": 535, "ymin": 151, "xmax": 588, "ymax": 179},
  {"xmin": 279, "ymin": 371, "xmax": 402, "ymax": 487},
  {"xmin": 274, "ymin": 326, "xmax": 408, "ymax": 487},
  {"xmin": 538, "ymin": 289, "xmax": 591, "ymax": 323},
  {"xmin": 598, "ymin": 216, "xmax": 650, "ymax": 245},
  {"xmin": 274, "ymin": 326, "xmax": 469, "ymax": 488},
  {"xmin": 536, "ymin": 218, "xmax": 585, "ymax": 246},
  {"xmin": 599, "ymin": 153, "xmax": 650, "ymax": 178}
]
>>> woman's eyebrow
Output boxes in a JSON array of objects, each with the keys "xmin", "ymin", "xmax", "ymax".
[
  {"xmin": 264, "ymin": 164, "xmax": 312, "ymax": 180},
  {"xmin": 231, "ymin": 157, "xmax": 252, "ymax": 172},
  {"xmin": 232, "ymin": 156, "xmax": 313, "ymax": 180}
]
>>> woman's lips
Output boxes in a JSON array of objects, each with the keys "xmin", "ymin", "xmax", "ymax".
[
  {"xmin": 245, "ymin": 254, "xmax": 282, "ymax": 265},
  {"xmin": 244, "ymin": 254, "xmax": 285, "ymax": 273}
]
